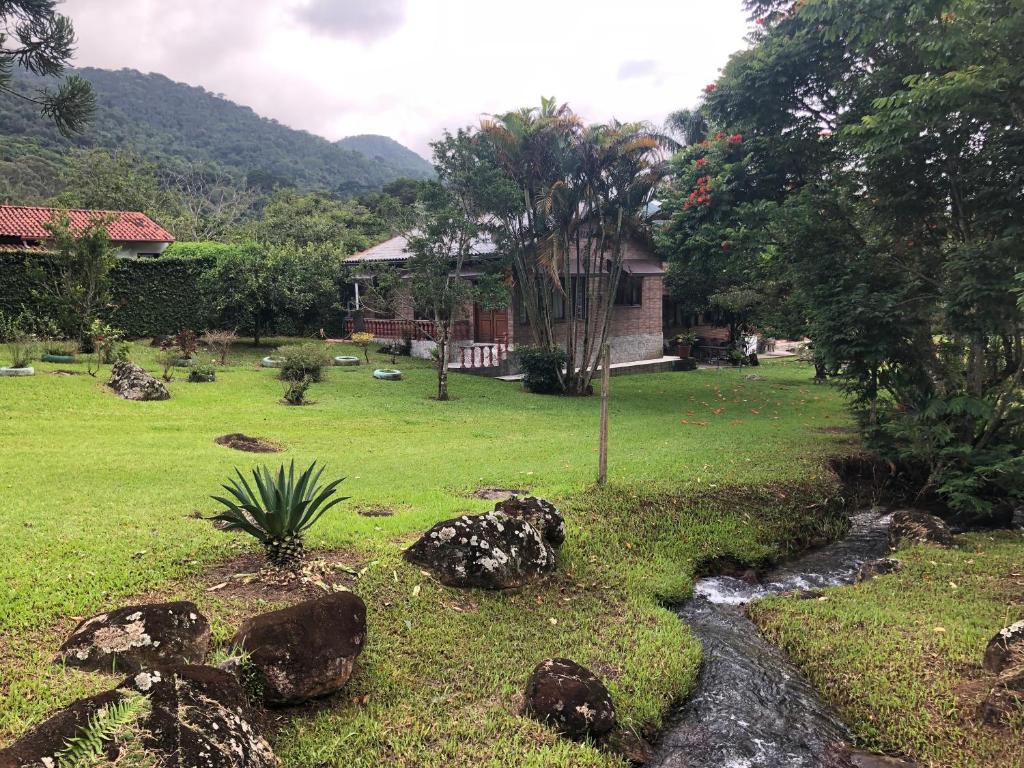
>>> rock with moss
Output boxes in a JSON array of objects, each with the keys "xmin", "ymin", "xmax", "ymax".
[
  {"xmin": 978, "ymin": 668, "xmax": 1024, "ymax": 726},
  {"xmin": 404, "ymin": 512, "xmax": 555, "ymax": 590},
  {"xmin": 57, "ymin": 601, "xmax": 210, "ymax": 674},
  {"xmin": 888, "ymin": 510, "xmax": 955, "ymax": 548},
  {"xmin": 493, "ymin": 496, "xmax": 565, "ymax": 547},
  {"xmin": 0, "ymin": 666, "xmax": 276, "ymax": 768},
  {"xmin": 230, "ymin": 592, "xmax": 366, "ymax": 706},
  {"xmin": 523, "ymin": 658, "xmax": 616, "ymax": 741},
  {"xmin": 983, "ymin": 620, "xmax": 1024, "ymax": 674},
  {"xmin": 108, "ymin": 361, "xmax": 170, "ymax": 401},
  {"xmin": 856, "ymin": 558, "xmax": 902, "ymax": 582}
]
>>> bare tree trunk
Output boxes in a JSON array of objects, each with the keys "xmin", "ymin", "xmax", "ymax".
[{"xmin": 437, "ymin": 327, "xmax": 450, "ymax": 401}]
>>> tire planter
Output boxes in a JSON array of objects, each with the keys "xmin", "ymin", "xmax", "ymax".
[
  {"xmin": 333, "ymin": 356, "xmax": 361, "ymax": 367},
  {"xmin": 260, "ymin": 356, "xmax": 284, "ymax": 368},
  {"xmin": 189, "ymin": 373, "xmax": 216, "ymax": 383},
  {"xmin": 41, "ymin": 354, "xmax": 77, "ymax": 364},
  {"xmin": 0, "ymin": 366, "xmax": 34, "ymax": 377},
  {"xmin": 373, "ymin": 368, "xmax": 403, "ymax": 381}
]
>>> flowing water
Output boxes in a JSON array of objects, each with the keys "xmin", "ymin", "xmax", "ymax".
[{"xmin": 648, "ymin": 510, "xmax": 894, "ymax": 768}]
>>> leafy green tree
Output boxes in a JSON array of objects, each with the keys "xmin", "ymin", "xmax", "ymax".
[
  {"xmin": 32, "ymin": 212, "xmax": 117, "ymax": 345},
  {"xmin": 52, "ymin": 150, "xmax": 171, "ymax": 215},
  {"xmin": 665, "ymin": 0, "xmax": 1024, "ymax": 524},
  {"xmin": 0, "ymin": 1, "xmax": 93, "ymax": 134},
  {"xmin": 251, "ymin": 188, "xmax": 389, "ymax": 252}
]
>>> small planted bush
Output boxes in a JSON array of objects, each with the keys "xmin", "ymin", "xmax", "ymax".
[
  {"xmin": 201, "ymin": 329, "xmax": 238, "ymax": 365},
  {"xmin": 282, "ymin": 376, "xmax": 312, "ymax": 406},
  {"xmin": 351, "ymin": 332, "xmax": 374, "ymax": 363},
  {"xmin": 278, "ymin": 343, "xmax": 332, "ymax": 383},
  {"xmin": 6, "ymin": 330, "xmax": 38, "ymax": 369},
  {"xmin": 517, "ymin": 346, "xmax": 567, "ymax": 394},
  {"xmin": 210, "ymin": 460, "xmax": 349, "ymax": 568},
  {"xmin": 188, "ymin": 364, "xmax": 217, "ymax": 383},
  {"xmin": 42, "ymin": 340, "xmax": 78, "ymax": 357},
  {"xmin": 91, "ymin": 321, "xmax": 130, "ymax": 364},
  {"xmin": 175, "ymin": 329, "xmax": 199, "ymax": 360}
]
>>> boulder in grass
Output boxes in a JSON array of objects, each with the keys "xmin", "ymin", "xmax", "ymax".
[
  {"xmin": 230, "ymin": 591, "xmax": 366, "ymax": 706},
  {"xmin": 523, "ymin": 658, "xmax": 616, "ymax": 741},
  {"xmin": 58, "ymin": 601, "xmax": 210, "ymax": 674},
  {"xmin": 404, "ymin": 512, "xmax": 556, "ymax": 590},
  {"xmin": 0, "ymin": 666, "xmax": 276, "ymax": 768},
  {"xmin": 120, "ymin": 665, "xmax": 277, "ymax": 768},
  {"xmin": 856, "ymin": 558, "xmax": 902, "ymax": 583},
  {"xmin": 108, "ymin": 361, "xmax": 169, "ymax": 401},
  {"xmin": 983, "ymin": 620, "xmax": 1024, "ymax": 674},
  {"xmin": 0, "ymin": 690, "xmax": 128, "ymax": 768},
  {"xmin": 494, "ymin": 496, "xmax": 566, "ymax": 547},
  {"xmin": 978, "ymin": 668, "xmax": 1024, "ymax": 726},
  {"xmin": 888, "ymin": 510, "xmax": 956, "ymax": 548}
]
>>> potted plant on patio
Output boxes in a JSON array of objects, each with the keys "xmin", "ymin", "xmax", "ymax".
[{"xmin": 673, "ymin": 331, "xmax": 697, "ymax": 359}]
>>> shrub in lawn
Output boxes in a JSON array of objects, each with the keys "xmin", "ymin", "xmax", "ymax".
[
  {"xmin": 91, "ymin": 320, "xmax": 130, "ymax": 364},
  {"xmin": 42, "ymin": 339, "xmax": 78, "ymax": 357},
  {"xmin": 6, "ymin": 328, "xmax": 38, "ymax": 368},
  {"xmin": 351, "ymin": 332, "xmax": 374, "ymax": 364},
  {"xmin": 278, "ymin": 343, "xmax": 332, "ymax": 382},
  {"xmin": 282, "ymin": 376, "xmax": 312, "ymax": 406},
  {"xmin": 155, "ymin": 342, "xmax": 177, "ymax": 382},
  {"xmin": 189, "ymin": 364, "xmax": 217, "ymax": 383},
  {"xmin": 210, "ymin": 460, "xmax": 349, "ymax": 569},
  {"xmin": 517, "ymin": 346, "xmax": 567, "ymax": 394},
  {"xmin": 201, "ymin": 329, "xmax": 238, "ymax": 365},
  {"xmin": 175, "ymin": 329, "xmax": 199, "ymax": 361}
]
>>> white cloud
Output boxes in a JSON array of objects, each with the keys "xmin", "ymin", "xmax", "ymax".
[{"xmin": 60, "ymin": 0, "xmax": 751, "ymax": 157}]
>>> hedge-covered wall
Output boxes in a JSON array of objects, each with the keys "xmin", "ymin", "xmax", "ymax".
[{"xmin": 0, "ymin": 250, "xmax": 214, "ymax": 338}]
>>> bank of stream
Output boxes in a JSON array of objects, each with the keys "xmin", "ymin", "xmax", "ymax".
[{"xmin": 649, "ymin": 510, "xmax": 895, "ymax": 768}]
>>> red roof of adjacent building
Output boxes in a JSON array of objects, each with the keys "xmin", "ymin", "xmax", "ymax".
[{"xmin": 0, "ymin": 205, "xmax": 175, "ymax": 244}]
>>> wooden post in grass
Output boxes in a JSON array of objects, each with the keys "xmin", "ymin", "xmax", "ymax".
[{"xmin": 598, "ymin": 344, "xmax": 610, "ymax": 486}]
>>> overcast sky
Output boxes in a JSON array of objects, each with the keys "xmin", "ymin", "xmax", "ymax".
[{"xmin": 60, "ymin": 0, "xmax": 752, "ymax": 159}]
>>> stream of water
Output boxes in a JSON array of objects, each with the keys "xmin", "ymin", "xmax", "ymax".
[{"xmin": 648, "ymin": 510, "xmax": 894, "ymax": 768}]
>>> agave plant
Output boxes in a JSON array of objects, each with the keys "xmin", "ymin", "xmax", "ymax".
[{"xmin": 211, "ymin": 460, "xmax": 348, "ymax": 568}]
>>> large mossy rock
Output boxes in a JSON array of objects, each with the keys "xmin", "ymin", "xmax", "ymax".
[
  {"xmin": 0, "ymin": 666, "xmax": 276, "ymax": 768},
  {"xmin": 983, "ymin": 620, "xmax": 1024, "ymax": 674},
  {"xmin": 493, "ymin": 496, "xmax": 565, "ymax": 547},
  {"xmin": 856, "ymin": 558, "xmax": 902, "ymax": 583},
  {"xmin": 978, "ymin": 668, "xmax": 1024, "ymax": 726},
  {"xmin": 404, "ymin": 512, "xmax": 556, "ymax": 590},
  {"xmin": 888, "ymin": 510, "xmax": 956, "ymax": 548},
  {"xmin": 108, "ymin": 361, "xmax": 169, "ymax": 401},
  {"xmin": 57, "ymin": 601, "xmax": 210, "ymax": 674},
  {"xmin": 523, "ymin": 658, "xmax": 616, "ymax": 741},
  {"xmin": 230, "ymin": 592, "xmax": 366, "ymax": 706}
]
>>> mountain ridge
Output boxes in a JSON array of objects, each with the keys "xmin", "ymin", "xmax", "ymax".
[{"xmin": 0, "ymin": 67, "xmax": 433, "ymax": 202}]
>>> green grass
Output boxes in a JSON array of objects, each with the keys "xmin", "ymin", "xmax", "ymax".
[
  {"xmin": 749, "ymin": 533, "xmax": 1024, "ymax": 768},
  {"xmin": 0, "ymin": 341, "xmax": 883, "ymax": 766}
]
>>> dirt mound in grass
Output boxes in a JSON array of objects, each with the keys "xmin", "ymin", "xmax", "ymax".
[{"xmin": 214, "ymin": 433, "xmax": 282, "ymax": 453}]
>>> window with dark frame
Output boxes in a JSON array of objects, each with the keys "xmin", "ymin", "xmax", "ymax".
[{"xmin": 614, "ymin": 275, "xmax": 643, "ymax": 307}]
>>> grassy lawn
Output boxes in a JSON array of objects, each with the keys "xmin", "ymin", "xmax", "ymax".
[
  {"xmin": 0, "ymin": 342, "xmax": 914, "ymax": 766},
  {"xmin": 749, "ymin": 532, "xmax": 1024, "ymax": 768}
]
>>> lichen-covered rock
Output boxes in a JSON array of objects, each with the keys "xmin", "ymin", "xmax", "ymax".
[
  {"xmin": 0, "ymin": 667, "xmax": 276, "ymax": 768},
  {"xmin": 108, "ymin": 361, "xmax": 169, "ymax": 401},
  {"xmin": 978, "ymin": 668, "xmax": 1024, "ymax": 726},
  {"xmin": 494, "ymin": 496, "xmax": 566, "ymax": 547},
  {"xmin": 823, "ymin": 744, "xmax": 919, "ymax": 767},
  {"xmin": 57, "ymin": 601, "xmax": 210, "ymax": 674},
  {"xmin": 230, "ymin": 592, "xmax": 366, "ymax": 706},
  {"xmin": 524, "ymin": 658, "xmax": 616, "ymax": 741},
  {"xmin": 404, "ymin": 512, "xmax": 555, "ymax": 590},
  {"xmin": 856, "ymin": 558, "xmax": 902, "ymax": 583},
  {"xmin": 0, "ymin": 690, "xmax": 128, "ymax": 768},
  {"xmin": 888, "ymin": 510, "xmax": 956, "ymax": 548},
  {"xmin": 120, "ymin": 664, "xmax": 277, "ymax": 767},
  {"xmin": 983, "ymin": 620, "xmax": 1024, "ymax": 674}
]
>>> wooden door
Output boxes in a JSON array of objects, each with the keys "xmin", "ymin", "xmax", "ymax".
[{"xmin": 474, "ymin": 305, "xmax": 508, "ymax": 343}]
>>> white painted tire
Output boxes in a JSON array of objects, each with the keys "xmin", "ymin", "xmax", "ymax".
[
  {"xmin": 333, "ymin": 356, "xmax": 361, "ymax": 366},
  {"xmin": 0, "ymin": 366, "xmax": 34, "ymax": 376},
  {"xmin": 260, "ymin": 356, "xmax": 284, "ymax": 368},
  {"xmin": 373, "ymin": 369, "xmax": 402, "ymax": 381}
]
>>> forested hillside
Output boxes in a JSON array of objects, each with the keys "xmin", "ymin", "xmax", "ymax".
[{"xmin": 0, "ymin": 67, "xmax": 432, "ymax": 203}]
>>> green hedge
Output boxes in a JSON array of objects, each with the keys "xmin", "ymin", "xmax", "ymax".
[
  {"xmin": 0, "ymin": 249, "xmax": 213, "ymax": 338},
  {"xmin": 109, "ymin": 254, "xmax": 214, "ymax": 337}
]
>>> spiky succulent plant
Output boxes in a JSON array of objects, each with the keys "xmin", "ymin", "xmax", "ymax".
[{"xmin": 211, "ymin": 460, "xmax": 348, "ymax": 568}]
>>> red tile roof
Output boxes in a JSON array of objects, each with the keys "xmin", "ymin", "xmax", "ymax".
[{"xmin": 0, "ymin": 205, "xmax": 175, "ymax": 244}]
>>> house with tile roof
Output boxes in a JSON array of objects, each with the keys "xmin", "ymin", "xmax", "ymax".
[
  {"xmin": 344, "ymin": 233, "xmax": 668, "ymax": 371},
  {"xmin": 0, "ymin": 205, "xmax": 175, "ymax": 258}
]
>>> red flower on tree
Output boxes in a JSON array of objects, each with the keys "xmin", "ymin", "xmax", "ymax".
[
  {"xmin": 728, "ymin": 134, "xmax": 743, "ymax": 145},
  {"xmin": 704, "ymin": 83, "xmax": 717, "ymax": 94}
]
